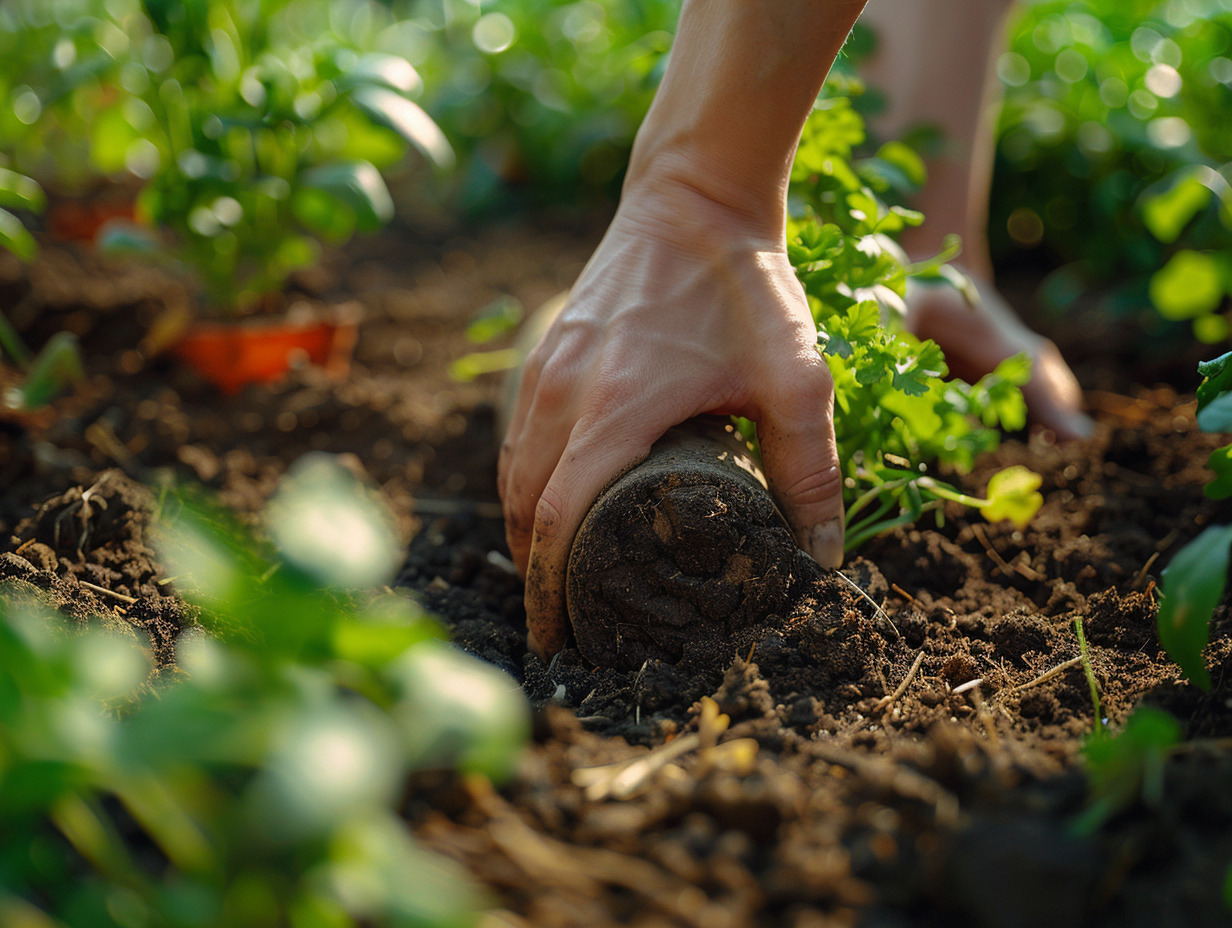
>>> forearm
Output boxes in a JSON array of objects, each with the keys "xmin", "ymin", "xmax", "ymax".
[{"xmin": 625, "ymin": 0, "xmax": 868, "ymax": 240}]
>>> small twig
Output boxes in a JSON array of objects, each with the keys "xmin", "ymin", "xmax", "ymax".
[
  {"xmin": 971, "ymin": 523, "xmax": 1042, "ymax": 581},
  {"xmin": 1132, "ymin": 551, "xmax": 1160, "ymax": 590},
  {"xmin": 951, "ymin": 677, "xmax": 984, "ymax": 695},
  {"xmin": 836, "ymin": 570, "xmax": 900, "ymax": 641},
  {"xmin": 876, "ymin": 650, "xmax": 926, "ymax": 713},
  {"xmin": 995, "ymin": 655, "xmax": 1083, "ymax": 700},
  {"xmin": 891, "ymin": 583, "xmax": 920, "ymax": 606},
  {"xmin": 78, "ymin": 580, "xmax": 137, "ymax": 605}
]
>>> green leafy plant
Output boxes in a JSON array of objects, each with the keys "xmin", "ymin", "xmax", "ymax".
[
  {"xmin": 90, "ymin": 0, "xmax": 452, "ymax": 312},
  {"xmin": 0, "ymin": 454, "xmax": 529, "ymax": 926},
  {"xmin": 785, "ymin": 98, "xmax": 1043, "ymax": 548},
  {"xmin": 1156, "ymin": 350, "xmax": 1232, "ymax": 689},
  {"xmin": 398, "ymin": 0, "xmax": 679, "ymax": 211}
]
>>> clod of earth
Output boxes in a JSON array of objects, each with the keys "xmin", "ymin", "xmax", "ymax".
[{"xmin": 566, "ymin": 417, "xmax": 825, "ymax": 670}]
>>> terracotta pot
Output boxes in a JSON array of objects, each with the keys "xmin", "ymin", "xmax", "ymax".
[
  {"xmin": 171, "ymin": 303, "xmax": 361, "ymax": 394},
  {"xmin": 47, "ymin": 198, "xmax": 138, "ymax": 245}
]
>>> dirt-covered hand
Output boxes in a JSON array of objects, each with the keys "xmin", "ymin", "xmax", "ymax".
[{"xmin": 498, "ymin": 183, "xmax": 845, "ymax": 658}]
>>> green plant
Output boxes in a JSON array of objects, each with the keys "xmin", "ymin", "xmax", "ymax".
[
  {"xmin": 393, "ymin": 0, "xmax": 679, "ymax": 211},
  {"xmin": 0, "ymin": 454, "xmax": 529, "ymax": 926},
  {"xmin": 993, "ymin": 0, "xmax": 1232, "ymax": 341},
  {"xmin": 0, "ymin": 0, "xmax": 130, "ymax": 191},
  {"xmin": 784, "ymin": 98, "xmax": 1044, "ymax": 548},
  {"xmin": 1156, "ymin": 350, "xmax": 1232, "ymax": 689},
  {"xmin": 93, "ymin": 0, "xmax": 452, "ymax": 312}
]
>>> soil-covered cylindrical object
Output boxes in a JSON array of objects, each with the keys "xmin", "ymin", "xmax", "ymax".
[{"xmin": 566, "ymin": 417, "xmax": 823, "ymax": 670}]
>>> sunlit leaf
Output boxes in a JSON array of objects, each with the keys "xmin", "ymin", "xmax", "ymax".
[
  {"xmin": 391, "ymin": 641, "xmax": 529, "ymax": 781},
  {"xmin": 351, "ymin": 86, "xmax": 455, "ymax": 169},
  {"xmin": 1157, "ymin": 524, "xmax": 1232, "ymax": 691},
  {"xmin": 300, "ymin": 161, "xmax": 394, "ymax": 233},
  {"xmin": 0, "ymin": 208, "xmax": 38, "ymax": 262},
  {"xmin": 340, "ymin": 53, "xmax": 423, "ymax": 95},
  {"xmin": 0, "ymin": 169, "xmax": 45, "ymax": 215},
  {"xmin": 1143, "ymin": 174, "xmax": 1212, "ymax": 244},
  {"xmin": 267, "ymin": 454, "xmax": 400, "ymax": 590},
  {"xmin": 1148, "ymin": 249, "xmax": 1225, "ymax": 321},
  {"xmin": 981, "ymin": 465, "xmax": 1043, "ymax": 529},
  {"xmin": 450, "ymin": 348, "xmax": 521, "ymax": 382},
  {"xmin": 1205, "ymin": 444, "xmax": 1232, "ymax": 500}
]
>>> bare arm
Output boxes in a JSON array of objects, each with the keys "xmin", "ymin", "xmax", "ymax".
[{"xmin": 499, "ymin": 0, "xmax": 868, "ymax": 657}]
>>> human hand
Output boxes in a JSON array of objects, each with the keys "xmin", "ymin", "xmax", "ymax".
[{"xmin": 498, "ymin": 180, "xmax": 845, "ymax": 658}]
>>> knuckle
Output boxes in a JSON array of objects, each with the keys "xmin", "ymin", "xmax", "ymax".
[
  {"xmin": 534, "ymin": 485, "xmax": 567, "ymax": 542},
  {"xmin": 777, "ymin": 462, "xmax": 844, "ymax": 509}
]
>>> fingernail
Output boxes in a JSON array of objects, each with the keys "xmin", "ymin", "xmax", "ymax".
[{"xmin": 806, "ymin": 517, "xmax": 844, "ymax": 569}]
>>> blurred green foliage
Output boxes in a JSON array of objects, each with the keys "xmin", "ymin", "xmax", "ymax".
[
  {"xmin": 993, "ymin": 0, "xmax": 1232, "ymax": 340},
  {"xmin": 386, "ymin": 0, "xmax": 678, "ymax": 211},
  {"xmin": 0, "ymin": 455, "xmax": 529, "ymax": 927}
]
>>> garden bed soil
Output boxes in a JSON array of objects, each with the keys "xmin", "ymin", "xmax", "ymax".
[{"xmin": 2, "ymin": 222, "xmax": 1231, "ymax": 927}]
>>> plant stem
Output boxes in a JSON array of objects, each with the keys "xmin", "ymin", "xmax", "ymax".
[{"xmin": 1074, "ymin": 616, "xmax": 1105, "ymax": 739}]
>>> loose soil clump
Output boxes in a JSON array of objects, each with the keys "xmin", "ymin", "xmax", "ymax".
[{"xmin": 3, "ymin": 224, "xmax": 1231, "ymax": 927}]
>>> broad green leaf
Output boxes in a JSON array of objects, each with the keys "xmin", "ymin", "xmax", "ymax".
[
  {"xmin": 465, "ymin": 297, "xmax": 523, "ymax": 343},
  {"xmin": 1143, "ymin": 174, "xmax": 1212, "ymax": 244},
  {"xmin": 340, "ymin": 53, "xmax": 423, "ymax": 95},
  {"xmin": 267, "ymin": 454, "xmax": 400, "ymax": 590},
  {"xmin": 1197, "ymin": 392, "xmax": 1232, "ymax": 434},
  {"xmin": 1157, "ymin": 524, "xmax": 1232, "ymax": 690},
  {"xmin": 981, "ymin": 465, "xmax": 1043, "ymax": 529},
  {"xmin": 391, "ymin": 641, "xmax": 529, "ymax": 781},
  {"xmin": 351, "ymin": 86, "xmax": 455, "ymax": 169},
  {"xmin": 1205, "ymin": 444, "xmax": 1232, "ymax": 499},
  {"xmin": 0, "ymin": 208, "xmax": 37, "ymax": 262},
  {"xmin": 1196, "ymin": 351, "xmax": 1232, "ymax": 413},
  {"xmin": 300, "ymin": 161, "xmax": 394, "ymax": 233},
  {"xmin": 1149, "ymin": 250, "xmax": 1224, "ymax": 321},
  {"xmin": 0, "ymin": 168, "xmax": 45, "ymax": 213}
]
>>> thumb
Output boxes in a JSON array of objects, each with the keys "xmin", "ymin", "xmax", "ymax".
[{"xmin": 755, "ymin": 374, "xmax": 846, "ymax": 568}]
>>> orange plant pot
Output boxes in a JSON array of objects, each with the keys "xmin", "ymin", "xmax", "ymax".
[
  {"xmin": 171, "ymin": 306, "xmax": 360, "ymax": 395},
  {"xmin": 47, "ymin": 199, "xmax": 139, "ymax": 245}
]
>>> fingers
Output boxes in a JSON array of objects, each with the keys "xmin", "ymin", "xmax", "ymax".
[
  {"xmin": 522, "ymin": 428, "xmax": 649, "ymax": 658},
  {"xmin": 755, "ymin": 355, "xmax": 846, "ymax": 568},
  {"xmin": 1020, "ymin": 339, "xmax": 1093, "ymax": 441}
]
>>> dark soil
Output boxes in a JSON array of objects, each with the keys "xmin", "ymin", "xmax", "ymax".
[{"xmin": 3, "ymin": 221, "xmax": 1231, "ymax": 928}]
